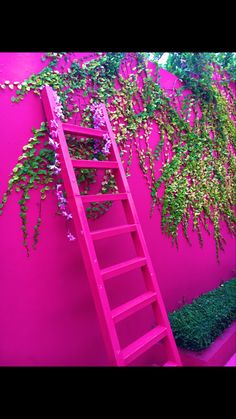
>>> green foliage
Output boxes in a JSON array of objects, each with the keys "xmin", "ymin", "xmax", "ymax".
[
  {"xmin": 0, "ymin": 122, "xmax": 54, "ymax": 255},
  {"xmin": 1, "ymin": 52, "xmax": 236, "ymax": 259},
  {"xmin": 169, "ymin": 278, "xmax": 236, "ymax": 351},
  {"xmin": 163, "ymin": 53, "xmax": 236, "ymax": 259}
]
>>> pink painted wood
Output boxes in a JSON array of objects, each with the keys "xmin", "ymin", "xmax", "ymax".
[
  {"xmin": 111, "ymin": 291, "xmax": 157, "ymax": 323},
  {"xmin": 91, "ymin": 224, "xmax": 137, "ymax": 241},
  {"xmin": 80, "ymin": 192, "xmax": 127, "ymax": 203},
  {"xmin": 71, "ymin": 159, "xmax": 118, "ymax": 169},
  {"xmin": 41, "ymin": 86, "xmax": 182, "ymax": 366},
  {"xmin": 122, "ymin": 325, "xmax": 167, "ymax": 364},
  {"xmin": 62, "ymin": 123, "xmax": 106, "ymax": 138},
  {"xmin": 101, "ymin": 257, "xmax": 147, "ymax": 281}
]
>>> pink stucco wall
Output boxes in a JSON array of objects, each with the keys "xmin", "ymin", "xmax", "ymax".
[{"xmin": 0, "ymin": 53, "xmax": 235, "ymax": 366}]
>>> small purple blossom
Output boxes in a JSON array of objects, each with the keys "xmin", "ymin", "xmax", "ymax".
[
  {"xmin": 49, "ymin": 164, "xmax": 61, "ymax": 175},
  {"xmin": 53, "ymin": 91, "xmax": 61, "ymax": 103},
  {"xmin": 58, "ymin": 203, "xmax": 66, "ymax": 211},
  {"xmin": 58, "ymin": 198, "xmax": 67, "ymax": 209},
  {"xmin": 52, "ymin": 92, "xmax": 64, "ymax": 119},
  {"xmin": 56, "ymin": 192, "xmax": 67, "ymax": 205},
  {"xmin": 93, "ymin": 137, "xmax": 101, "ymax": 154},
  {"xmin": 102, "ymin": 133, "xmax": 111, "ymax": 155},
  {"xmin": 49, "ymin": 93, "xmax": 74, "ymax": 236},
  {"xmin": 50, "ymin": 119, "xmax": 58, "ymax": 129},
  {"xmin": 90, "ymin": 103, "xmax": 112, "ymax": 154},
  {"xmin": 56, "ymin": 185, "xmax": 63, "ymax": 196},
  {"xmin": 51, "ymin": 129, "xmax": 58, "ymax": 139},
  {"xmin": 91, "ymin": 102, "xmax": 106, "ymax": 128},
  {"xmin": 48, "ymin": 137, "xmax": 59, "ymax": 149},
  {"xmin": 102, "ymin": 141, "xmax": 111, "ymax": 155},
  {"xmin": 55, "ymin": 105, "xmax": 63, "ymax": 118},
  {"xmin": 67, "ymin": 232, "xmax": 76, "ymax": 241},
  {"xmin": 56, "ymin": 190, "xmax": 64, "ymax": 199},
  {"xmin": 62, "ymin": 211, "xmax": 73, "ymax": 220}
]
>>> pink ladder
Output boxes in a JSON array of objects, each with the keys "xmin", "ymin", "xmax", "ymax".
[{"xmin": 41, "ymin": 85, "xmax": 182, "ymax": 366}]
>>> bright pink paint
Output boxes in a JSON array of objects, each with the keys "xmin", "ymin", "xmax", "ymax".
[
  {"xmin": 0, "ymin": 53, "xmax": 235, "ymax": 366},
  {"xmin": 41, "ymin": 85, "xmax": 181, "ymax": 365}
]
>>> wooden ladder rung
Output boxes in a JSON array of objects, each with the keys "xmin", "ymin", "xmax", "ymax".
[
  {"xmin": 122, "ymin": 326, "xmax": 167, "ymax": 365},
  {"xmin": 111, "ymin": 291, "xmax": 157, "ymax": 324},
  {"xmin": 91, "ymin": 224, "xmax": 137, "ymax": 241},
  {"xmin": 79, "ymin": 193, "xmax": 128, "ymax": 203},
  {"xmin": 71, "ymin": 159, "xmax": 118, "ymax": 169},
  {"xmin": 101, "ymin": 257, "xmax": 147, "ymax": 281},
  {"xmin": 62, "ymin": 123, "xmax": 107, "ymax": 138}
]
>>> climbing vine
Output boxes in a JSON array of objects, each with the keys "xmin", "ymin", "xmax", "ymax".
[
  {"xmin": 0, "ymin": 52, "xmax": 235, "ymax": 261},
  {"xmin": 0, "ymin": 122, "xmax": 54, "ymax": 255}
]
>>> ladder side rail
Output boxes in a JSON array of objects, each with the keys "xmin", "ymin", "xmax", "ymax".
[
  {"xmin": 102, "ymin": 104, "xmax": 182, "ymax": 365},
  {"xmin": 41, "ymin": 86, "xmax": 124, "ymax": 366}
]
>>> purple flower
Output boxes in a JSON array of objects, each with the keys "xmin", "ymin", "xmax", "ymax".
[
  {"xmin": 58, "ymin": 203, "xmax": 66, "ymax": 211},
  {"xmin": 55, "ymin": 105, "xmax": 63, "ymax": 117},
  {"xmin": 91, "ymin": 102, "xmax": 106, "ymax": 128},
  {"xmin": 49, "ymin": 164, "xmax": 61, "ymax": 175},
  {"xmin": 62, "ymin": 211, "xmax": 72, "ymax": 220},
  {"xmin": 50, "ymin": 119, "xmax": 58, "ymax": 129},
  {"xmin": 67, "ymin": 232, "xmax": 76, "ymax": 241},
  {"xmin": 102, "ymin": 142, "xmax": 111, "ymax": 154},
  {"xmin": 52, "ymin": 92, "xmax": 64, "ymax": 119},
  {"xmin": 53, "ymin": 91, "xmax": 60, "ymax": 102},
  {"xmin": 55, "ymin": 182, "xmax": 74, "ymax": 240},
  {"xmin": 57, "ymin": 193, "xmax": 67, "ymax": 205},
  {"xmin": 56, "ymin": 185, "xmax": 63, "ymax": 195},
  {"xmin": 59, "ymin": 200, "xmax": 67, "ymax": 207},
  {"xmin": 56, "ymin": 190, "xmax": 64, "ymax": 199},
  {"xmin": 102, "ymin": 133, "xmax": 111, "ymax": 155},
  {"xmin": 49, "ymin": 164, "xmax": 58, "ymax": 170},
  {"xmin": 93, "ymin": 137, "xmax": 101, "ymax": 154},
  {"xmin": 51, "ymin": 129, "xmax": 58, "ymax": 139}
]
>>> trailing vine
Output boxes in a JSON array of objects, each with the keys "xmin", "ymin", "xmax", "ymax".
[
  {"xmin": 0, "ymin": 122, "xmax": 54, "ymax": 255},
  {"xmin": 0, "ymin": 52, "xmax": 235, "ymax": 261}
]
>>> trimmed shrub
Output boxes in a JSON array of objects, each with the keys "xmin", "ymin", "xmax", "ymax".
[{"xmin": 168, "ymin": 278, "xmax": 236, "ymax": 352}]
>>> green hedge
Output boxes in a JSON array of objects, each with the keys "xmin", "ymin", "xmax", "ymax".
[{"xmin": 168, "ymin": 278, "xmax": 236, "ymax": 352}]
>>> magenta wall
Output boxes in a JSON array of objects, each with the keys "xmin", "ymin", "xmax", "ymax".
[{"xmin": 0, "ymin": 53, "xmax": 235, "ymax": 366}]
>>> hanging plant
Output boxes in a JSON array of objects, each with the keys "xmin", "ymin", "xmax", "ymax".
[
  {"xmin": 0, "ymin": 52, "xmax": 235, "ymax": 261},
  {"xmin": 0, "ymin": 122, "xmax": 54, "ymax": 255}
]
